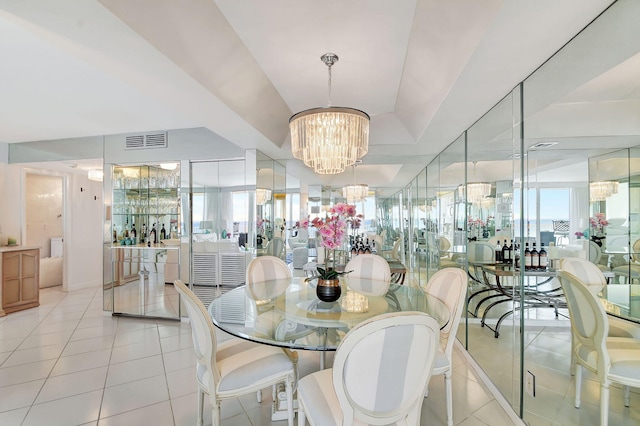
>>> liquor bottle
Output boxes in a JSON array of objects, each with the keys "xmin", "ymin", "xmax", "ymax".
[
  {"xmin": 124, "ymin": 218, "xmax": 129, "ymax": 238},
  {"xmin": 531, "ymin": 242, "xmax": 539, "ymax": 270},
  {"xmin": 150, "ymin": 223, "xmax": 157, "ymax": 244},
  {"xmin": 130, "ymin": 223, "xmax": 137, "ymax": 239},
  {"xmin": 495, "ymin": 240, "xmax": 503, "ymax": 263},
  {"xmin": 141, "ymin": 223, "xmax": 147, "ymax": 243},
  {"xmin": 524, "ymin": 243, "xmax": 531, "ymax": 270},
  {"xmin": 113, "ymin": 224, "xmax": 117, "ymax": 243},
  {"xmin": 514, "ymin": 243, "xmax": 521, "ymax": 269},
  {"xmin": 502, "ymin": 240, "xmax": 510, "ymax": 264},
  {"xmin": 508, "ymin": 240, "xmax": 514, "ymax": 264},
  {"xmin": 160, "ymin": 224, "xmax": 166, "ymax": 240},
  {"xmin": 539, "ymin": 243, "xmax": 548, "ymax": 270}
]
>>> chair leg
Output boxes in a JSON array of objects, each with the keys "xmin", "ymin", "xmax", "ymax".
[
  {"xmin": 297, "ymin": 403, "xmax": 306, "ymax": 426},
  {"xmin": 197, "ymin": 389, "xmax": 204, "ymax": 426},
  {"xmin": 256, "ymin": 389, "xmax": 262, "ymax": 403},
  {"xmin": 575, "ymin": 365, "xmax": 583, "ymax": 408},
  {"xmin": 601, "ymin": 382, "xmax": 610, "ymax": 426},
  {"xmin": 212, "ymin": 400, "xmax": 221, "ymax": 426},
  {"xmin": 286, "ymin": 378, "xmax": 294, "ymax": 426},
  {"xmin": 624, "ymin": 385, "xmax": 630, "ymax": 407},
  {"xmin": 445, "ymin": 371, "xmax": 453, "ymax": 426}
]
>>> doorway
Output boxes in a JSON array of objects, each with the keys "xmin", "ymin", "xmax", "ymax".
[{"xmin": 25, "ymin": 173, "xmax": 65, "ymax": 289}]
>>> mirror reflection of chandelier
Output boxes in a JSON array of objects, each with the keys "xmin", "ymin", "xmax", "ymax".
[
  {"xmin": 290, "ymin": 53, "xmax": 369, "ymax": 175},
  {"xmin": 458, "ymin": 162, "xmax": 491, "ymax": 204},
  {"xmin": 342, "ymin": 163, "xmax": 368, "ymax": 203},
  {"xmin": 590, "ymin": 180, "xmax": 619, "ymax": 201},
  {"xmin": 459, "ymin": 183, "xmax": 492, "ymax": 204},
  {"xmin": 256, "ymin": 188, "xmax": 272, "ymax": 206}
]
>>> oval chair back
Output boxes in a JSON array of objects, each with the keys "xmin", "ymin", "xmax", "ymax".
[
  {"xmin": 246, "ymin": 256, "xmax": 291, "ymax": 284},
  {"xmin": 345, "ymin": 254, "xmax": 391, "ymax": 282}
]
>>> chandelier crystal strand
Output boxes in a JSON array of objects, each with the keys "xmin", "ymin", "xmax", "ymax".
[
  {"xmin": 590, "ymin": 181, "xmax": 619, "ymax": 201},
  {"xmin": 343, "ymin": 163, "xmax": 368, "ymax": 203},
  {"xmin": 290, "ymin": 53, "xmax": 369, "ymax": 175}
]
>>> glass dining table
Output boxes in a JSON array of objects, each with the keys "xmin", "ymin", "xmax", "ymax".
[
  {"xmin": 207, "ymin": 276, "xmax": 450, "ymax": 353},
  {"xmin": 207, "ymin": 276, "xmax": 449, "ymax": 421}
]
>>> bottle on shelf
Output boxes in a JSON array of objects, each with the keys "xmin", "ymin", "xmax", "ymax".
[
  {"xmin": 495, "ymin": 240, "xmax": 503, "ymax": 263},
  {"xmin": 141, "ymin": 223, "xmax": 147, "ymax": 244},
  {"xmin": 113, "ymin": 224, "xmax": 117, "ymax": 243},
  {"xmin": 150, "ymin": 223, "xmax": 157, "ymax": 244},
  {"xmin": 539, "ymin": 242, "xmax": 548, "ymax": 270},
  {"xmin": 501, "ymin": 240, "xmax": 510, "ymax": 264},
  {"xmin": 531, "ymin": 242, "xmax": 539, "ymax": 270},
  {"xmin": 508, "ymin": 240, "xmax": 514, "ymax": 264},
  {"xmin": 514, "ymin": 242, "xmax": 521, "ymax": 269},
  {"xmin": 130, "ymin": 223, "xmax": 137, "ymax": 239},
  {"xmin": 160, "ymin": 224, "xmax": 166, "ymax": 240},
  {"xmin": 124, "ymin": 218, "xmax": 130, "ymax": 238},
  {"xmin": 524, "ymin": 243, "xmax": 531, "ymax": 270}
]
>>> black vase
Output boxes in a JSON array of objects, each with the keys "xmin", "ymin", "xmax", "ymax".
[{"xmin": 316, "ymin": 279, "xmax": 341, "ymax": 302}]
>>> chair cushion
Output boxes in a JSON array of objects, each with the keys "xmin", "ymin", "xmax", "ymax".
[
  {"xmin": 612, "ymin": 265, "xmax": 640, "ymax": 278},
  {"xmin": 203, "ymin": 339, "xmax": 292, "ymax": 394},
  {"xmin": 298, "ymin": 369, "xmax": 343, "ymax": 426},
  {"xmin": 577, "ymin": 337, "xmax": 640, "ymax": 374}
]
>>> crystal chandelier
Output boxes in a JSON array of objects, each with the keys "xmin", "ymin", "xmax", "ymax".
[
  {"xmin": 458, "ymin": 183, "xmax": 492, "ymax": 204},
  {"xmin": 342, "ymin": 163, "xmax": 368, "ymax": 203},
  {"xmin": 256, "ymin": 188, "xmax": 272, "ymax": 206},
  {"xmin": 290, "ymin": 53, "xmax": 369, "ymax": 175},
  {"xmin": 590, "ymin": 181, "xmax": 619, "ymax": 201},
  {"xmin": 458, "ymin": 162, "xmax": 491, "ymax": 204}
]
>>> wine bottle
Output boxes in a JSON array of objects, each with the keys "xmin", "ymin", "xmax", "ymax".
[
  {"xmin": 495, "ymin": 240, "xmax": 503, "ymax": 263},
  {"xmin": 524, "ymin": 243, "xmax": 531, "ymax": 270},
  {"xmin": 508, "ymin": 240, "xmax": 513, "ymax": 264},
  {"xmin": 141, "ymin": 223, "xmax": 147, "ymax": 243},
  {"xmin": 150, "ymin": 223, "xmax": 157, "ymax": 244},
  {"xmin": 531, "ymin": 242, "xmax": 539, "ymax": 270},
  {"xmin": 130, "ymin": 223, "xmax": 137, "ymax": 239},
  {"xmin": 502, "ymin": 240, "xmax": 509, "ymax": 263},
  {"xmin": 539, "ymin": 243, "xmax": 548, "ymax": 270},
  {"xmin": 160, "ymin": 224, "xmax": 166, "ymax": 240}
]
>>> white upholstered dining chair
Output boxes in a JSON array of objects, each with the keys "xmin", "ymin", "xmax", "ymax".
[
  {"xmin": 174, "ymin": 280, "xmax": 295, "ymax": 426},
  {"xmin": 246, "ymin": 255, "xmax": 291, "ymax": 284},
  {"xmin": 557, "ymin": 271, "xmax": 640, "ymax": 426},
  {"xmin": 423, "ymin": 267, "xmax": 468, "ymax": 426},
  {"xmin": 296, "ymin": 311, "xmax": 440, "ymax": 426},
  {"xmin": 344, "ymin": 253, "xmax": 391, "ymax": 282}
]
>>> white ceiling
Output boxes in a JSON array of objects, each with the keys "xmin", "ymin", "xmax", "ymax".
[{"xmin": 1, "ymin": 0, "xmax": 634, "ymax": 191}]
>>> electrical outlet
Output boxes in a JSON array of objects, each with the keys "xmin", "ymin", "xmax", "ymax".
[{"xmin": 526, "ymin": 370, "xmax": 536, "ymax": 397}]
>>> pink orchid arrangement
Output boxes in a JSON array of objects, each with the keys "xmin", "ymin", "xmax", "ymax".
[
  {"xmin": 294, "ymin": 217, "xmax": 310, "ymax": 230},
  {"xmin": 309, "ymin": 203, "xmax": 357, "ymax": 279},
  {"xmin": 590, "ymin": 213, "xmax": 608, "ymax": 236}
]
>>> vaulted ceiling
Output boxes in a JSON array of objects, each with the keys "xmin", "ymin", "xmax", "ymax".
[{"xmin": 0, "ymin": 0, "xmax": 617, "ymax": 190}]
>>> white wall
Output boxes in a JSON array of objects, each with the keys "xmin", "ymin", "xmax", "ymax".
[
  {"xmin": 0, "ymin": 163, "xmax": 23, "ymax": 245},
  {"xmin": 64, "ymin": 174, "xmax": 103, "ymax": 291}
]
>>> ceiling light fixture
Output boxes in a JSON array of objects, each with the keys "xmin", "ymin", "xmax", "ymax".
[
  {"xmin": 590, "ymin": 180, "xmax": 619, "ymax": 201},
  {"xmin": 87, "ymin": 169, "xmax": 103, "ymax": 182},
  {"xmin": 458, "ymin": 162, "xmax": 491, "ymax": 204},
  {"xmin": 160, "ymin": 163, "xmax": 178, "ymax": 170},
  {"xmin": 590, "ymin": 162, "xmax": 619, "ymax": 202},
  {"xmin": 342, "ymin": 163, "xmax": 368, "ymax": 203},
  {"xmin": 256, "ymin": 188, "xmax": 272, "ymax": 206},
  {"xmin": 290, "ymin": 53, "xmax": 369, "ymax": 175}
]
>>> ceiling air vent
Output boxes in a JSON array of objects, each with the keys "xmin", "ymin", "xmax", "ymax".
[{"xmin": 125, "ymin": 132, "xmax": 168, "ymax": 150}]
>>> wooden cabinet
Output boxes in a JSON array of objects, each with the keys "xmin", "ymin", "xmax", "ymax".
[{"xmin": 1, "ymin": 248, "xmax": 40, "ymax": 315}]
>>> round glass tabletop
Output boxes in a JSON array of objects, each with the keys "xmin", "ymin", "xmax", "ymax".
[{"xmin": 207, "ymin": 276, "xmax": 450, "ymax": 351}]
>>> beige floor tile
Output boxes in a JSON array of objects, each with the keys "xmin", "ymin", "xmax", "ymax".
[
  {"xmin": 98, "ymin": 401, "xmax": 174, "ymax": 426},
  {"xmin": 0, "ymin": 380, "xmax": 44, "ymax": 412},
  {"xmin": 50, "ymin": 348, "xmax": 112, "ymax": 376},
  {"xmin": 1, "ymin": 344, "xmax": 65, "ymax": 368},
  {"xmin": 22, "ymin": 390, "xmax": 102, "ymax": 426},
  {"xmin": 0, "ymin": 359, "xmax": 56, "ymax": 388},
  {"xmin": 106, "ymin": 354, "xmax": 165, "ymax": 387},
  {"xmin": 35, "ymin": 366, "xmax": 108, "ymax": 404},
  {"xmin": 100, "ymin": 374, "xmax": 169, "ymax": 418}
]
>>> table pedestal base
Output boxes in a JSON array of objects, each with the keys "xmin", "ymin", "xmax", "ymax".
[{"xmin": 271, "ymin": 382, "xmax": 299, "ymax": 421}]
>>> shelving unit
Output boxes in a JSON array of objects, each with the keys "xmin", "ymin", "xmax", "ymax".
[{"xmin": 110, "ymin": 165, "xmax": 180, "ymax": 286}]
